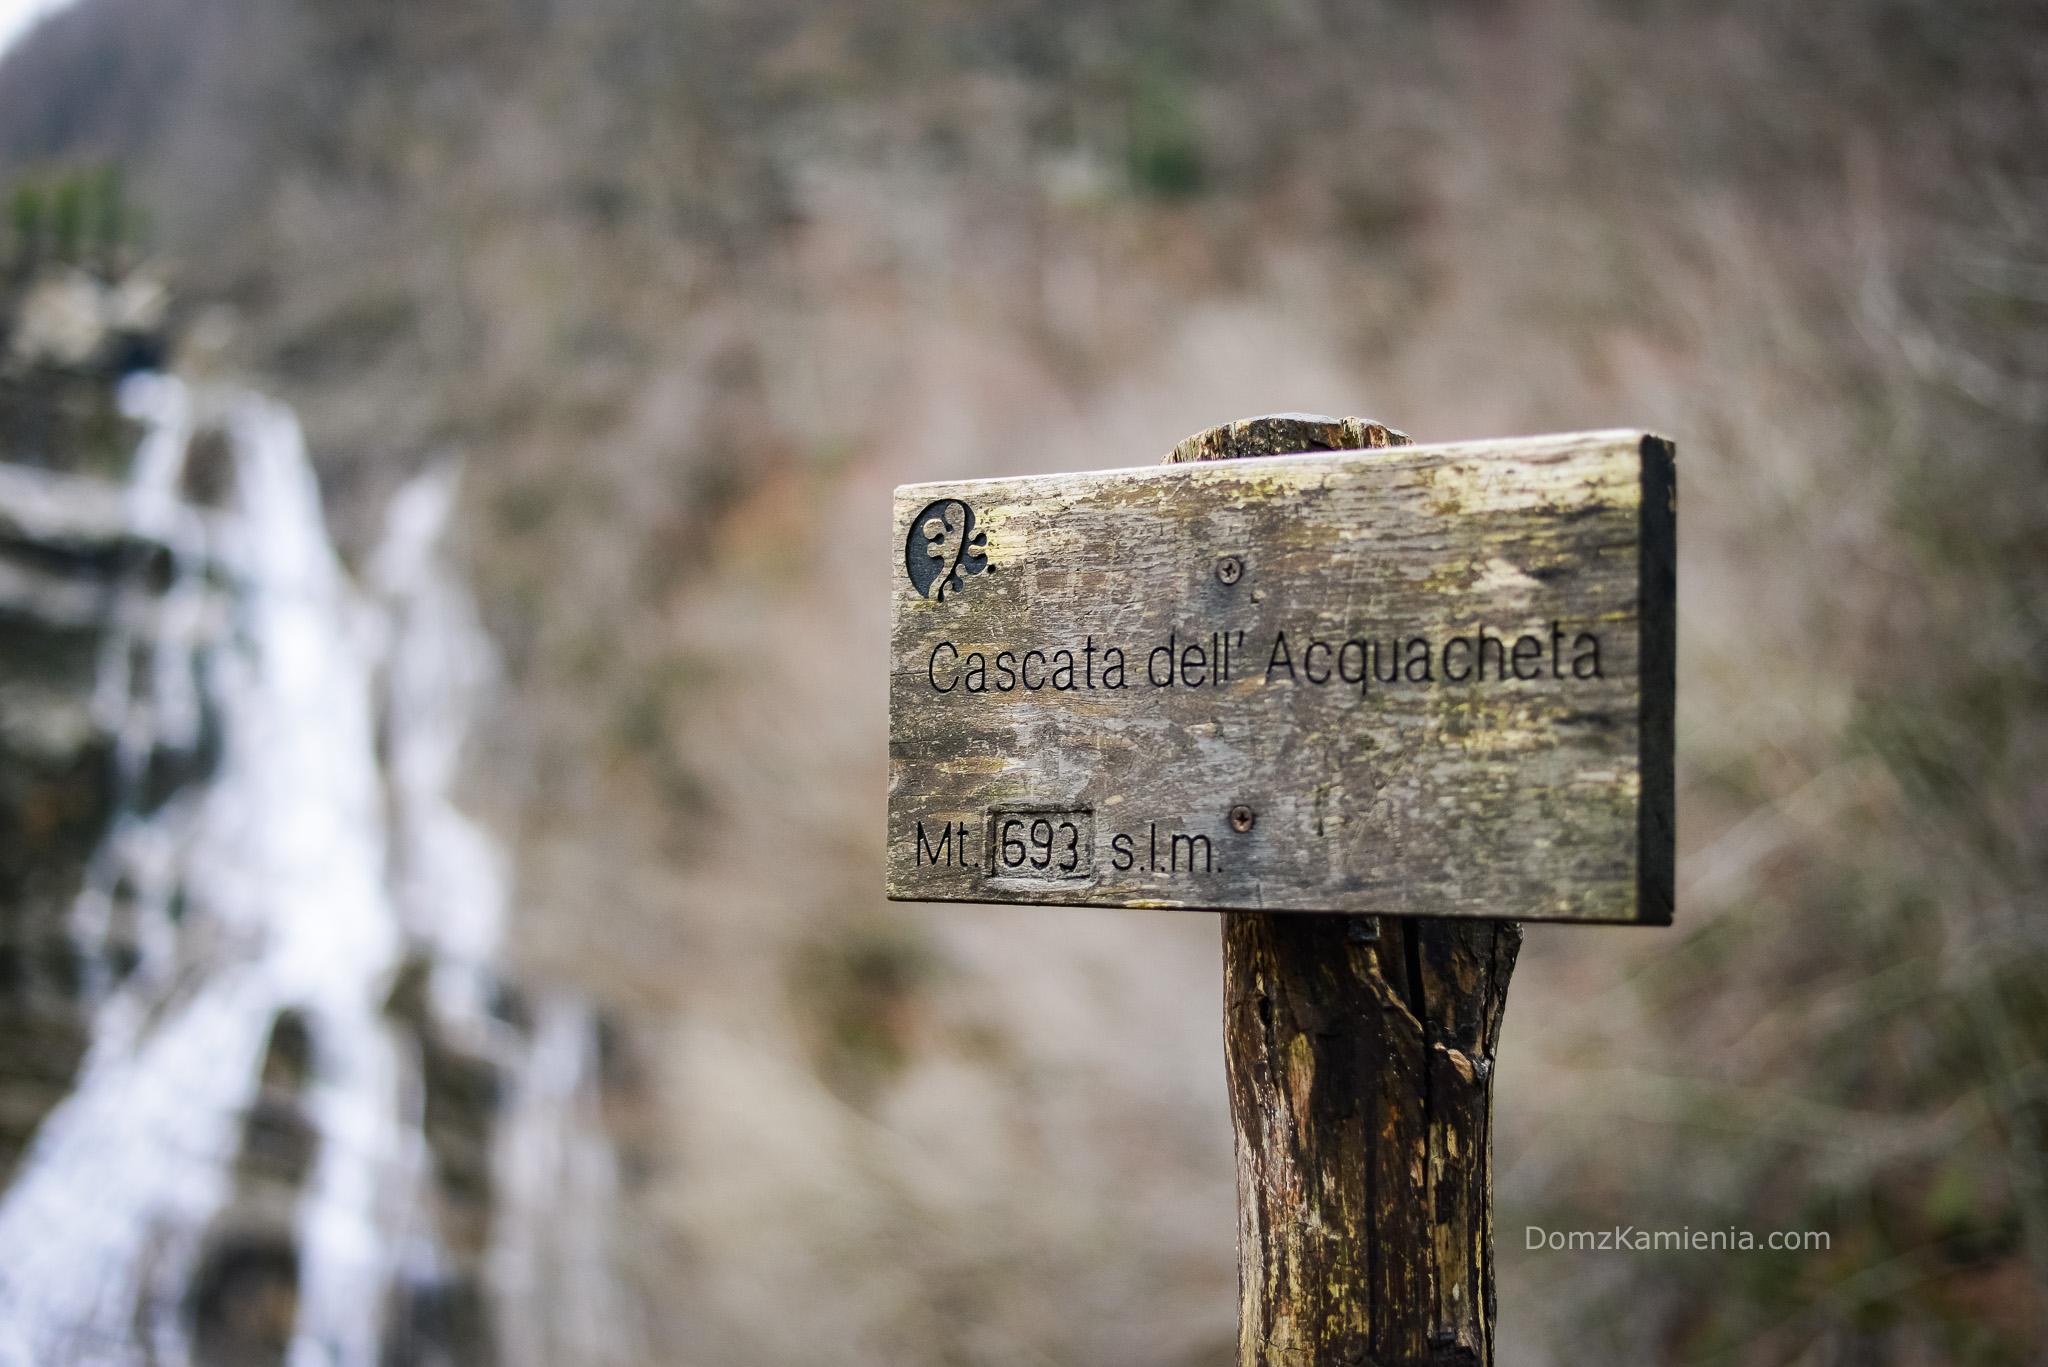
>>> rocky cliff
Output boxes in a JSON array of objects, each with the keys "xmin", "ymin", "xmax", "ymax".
[{"xmin": 0, "ymin": 253, "xmax": 621, "ymax": 1367}]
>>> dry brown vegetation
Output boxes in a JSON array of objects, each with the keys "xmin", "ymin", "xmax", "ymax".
[{"xmin": 3, "ymin": 0, "xmax": 2045, "ymax": 1362}]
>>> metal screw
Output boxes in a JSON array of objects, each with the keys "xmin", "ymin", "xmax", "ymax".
[
  {"xmin": 1215, "ymin": 555, "xmax": 1243, "ymax": 585},
  {"xmin": 1229, "ymin": 805, "xmax": 1256, "ymax": 833}
]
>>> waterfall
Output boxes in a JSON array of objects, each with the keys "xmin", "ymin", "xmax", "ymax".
[{"xmin": 0, "ymin": 375, "xmax": 617, "ymax": 1366}]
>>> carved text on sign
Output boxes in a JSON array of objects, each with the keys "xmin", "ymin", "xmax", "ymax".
[{"xmin": 886, "ymin": 430, "xmax": 1676, "ymax": 924}]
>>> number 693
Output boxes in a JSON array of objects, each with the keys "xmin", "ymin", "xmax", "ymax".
[{"xmin": 986, "ymin": 807, "xmax": 1094, "ymax": 881}]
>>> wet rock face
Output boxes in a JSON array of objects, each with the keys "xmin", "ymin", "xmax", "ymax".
[
  {"xmin": 1, "ymin": 263, "xmax": 164, "ymax": 479},
  {"xmin": 0, "ymin": 263, "xmax": 183, "ymax": 1188},
  {"xmin": 0, "ymin": 271, "xmax": 622, "ymax": 1366},
  {"xmin": 187, "ymin": 1012, "xmax": 316, "ymax": 1367},
  {"xmin": 0, "ymin": 361, "xmax": 143, "ymax": 479},
  {"xmin": 0, "ymin": 613, "xmax": 111, "ymax": 1186},
  {"xmin": 188, "ymin": 1239, "xmax": 300, "ymax": 1367},
  {"xmin": 382, "ymin": 955, "xmax": 502, "ymax": 1367}
]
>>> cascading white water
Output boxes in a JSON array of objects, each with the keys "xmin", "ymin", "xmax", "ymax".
[{"xmin": 0, "ymin": 374, "xmax": 615, "ymax": 1367}]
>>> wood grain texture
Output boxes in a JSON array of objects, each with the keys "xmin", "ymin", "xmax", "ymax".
[
  {"xmin": 1225, "ymin": 911, "xmax": 1520, "ymax": 1367},
  {"xmin": 1167, "ymin": 414, "xmax": 1524, "ymax": 1367},
  {"xmin": 1162, "ymin": 413, "xmax": 1408, "ymax": 464},
  {"xmin": 886, "ymin": 428, "xmax": 1677, "ymax": 924}
]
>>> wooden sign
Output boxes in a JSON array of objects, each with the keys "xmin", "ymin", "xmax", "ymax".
[{"xmin": 887, "ymin": 429, "xmax": 1674, "ymax": 924}]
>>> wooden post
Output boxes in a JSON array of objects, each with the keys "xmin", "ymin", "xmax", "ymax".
[
  {"xmin": 1167, "ymin": 415, "xmax": 1522, "ymax": 1367},
  {"xmin": 890, "ymin": 414, "xmax": 1673, "ymax": 1361}
]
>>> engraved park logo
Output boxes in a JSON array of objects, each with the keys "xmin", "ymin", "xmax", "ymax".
[{"xmin": 906, "ymin": 499, "xmax": 989, "ymax": 601}]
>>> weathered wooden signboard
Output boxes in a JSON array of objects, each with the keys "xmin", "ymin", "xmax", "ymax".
[{"xmin": 887, "ymin": 429, "xmax": 1675, "ymax": 924}]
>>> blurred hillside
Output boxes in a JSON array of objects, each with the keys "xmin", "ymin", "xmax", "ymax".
[{"xmin": 1, "ymin": 0, "xmax": 2044, "ymax": 1363}]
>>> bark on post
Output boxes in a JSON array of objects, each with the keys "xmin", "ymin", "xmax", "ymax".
[{"xmin": 1164, "ymin": 414, "xmax": 1523, "ymax": 1367}]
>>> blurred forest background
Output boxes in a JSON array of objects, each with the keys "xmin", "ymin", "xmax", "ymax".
[{"xmin": 0, "ymin": 0, "xmax": 2044, "ymax": 1363}]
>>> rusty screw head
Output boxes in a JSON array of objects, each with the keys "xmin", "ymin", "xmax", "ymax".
[
  {"xmin": 1215, "ymin": 555, "xmax": 1243, "ymax": 585},
  {"xmin": 1229, "ymin": 804, "xmax": 1256, "ymax": 833}
]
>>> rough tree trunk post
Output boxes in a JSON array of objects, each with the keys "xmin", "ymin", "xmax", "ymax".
[{"xmin": 1163, "ymin": 415, "xmax": 1523, "ymax": 1367}]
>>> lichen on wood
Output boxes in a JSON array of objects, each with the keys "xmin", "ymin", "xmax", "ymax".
[
  {"xmin": 1174, "ymin": 415, "xmax": 1522, "ymax": 1367},
  {"xmin": 886, "ymin": 421, "xmax": 1674, "ymax": 925},
  {"xmin": 1224, "ymin": 910, "xmax": 1520, "ymax": 1367}
]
